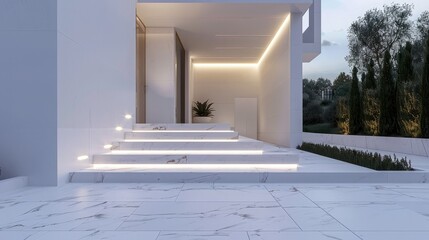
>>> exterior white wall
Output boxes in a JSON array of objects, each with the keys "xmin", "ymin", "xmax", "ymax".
[
  {"xmin": 0, "ymin": 0, "xmax": 58, "ymax": 186},
  {"xmin": 57, "ymin": 0, "xmax": 136, "ymax": 184},
  {"xmin": 258, "ymin": 13, "xmax": 303, "ymax": 148},
  {"xmin": 193, "ymin": 66, "xmax": 259, "ymax": 127},
  {"xmin": 303, "ymin": 0, "xmax": 321, "ymax": 62},
  {"xmin": 303, "ymin": 133, "xmax": 429, "ymax": 158},
  {"xmin": 146, "ymin": 28, "xmax": 177, "ymax": 123}
]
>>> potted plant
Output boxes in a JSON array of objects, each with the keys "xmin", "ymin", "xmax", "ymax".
[{"xmin": 192, "ymin": 100, "xmax": 215, "ymax": 123}]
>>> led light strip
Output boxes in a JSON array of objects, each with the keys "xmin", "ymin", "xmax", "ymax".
[
  {"xmin": 108, "ymin": 150, "xmax": 264, "ymax": 155},
  {"xmin": 131, "ymin": 130, "xmax": 234, "ymax": 133},
  {"xmin": 122, "ymin": 139, "xmax": 240, "ymax": 142},
  {"xmin": 193, "ymin": 14, "xmax": 291, "ymax": 67}
]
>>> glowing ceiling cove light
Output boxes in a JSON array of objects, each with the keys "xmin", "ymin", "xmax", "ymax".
[
  {"xmin": 193, "ymin": 63, "xmax": 258, "ymax": 68},
  {"xmin": 77, "ymin": 155, "xmax": 89, "ymax": 161},
  {"xmin": 115, "ymin": 126, "xmax": 123, "ymax": 131},
  {"xmin": 258, "ymin": 14, "xmax": 291, "ymax": 65},
  {"xmin": 104, "ymin": 144, "xmax": 113, "ymax": 149},
  {"xmin": 192, "ymin": 14, "xmax": 291, "ymax": 67},
  {"xmin": 125, "ymin": 114, "xmax": 132, "ymax": 120}
]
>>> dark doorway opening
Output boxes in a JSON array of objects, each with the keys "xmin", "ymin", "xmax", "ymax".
[
  {"xmin": 136, "ymin": 16, "xmax": 146, "ymax": 123},
  {"xmin": 176, "ymin": 33, "xmax": 186, "ymax": 123}
]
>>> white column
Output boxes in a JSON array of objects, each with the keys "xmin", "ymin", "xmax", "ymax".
[{"xmin": 146, "ymin": 28, "xmax": 177, "ymax": 123}]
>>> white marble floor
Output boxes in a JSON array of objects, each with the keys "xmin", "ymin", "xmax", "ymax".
[{"xmin": 1, "ymin": 183, "xmax": 429, "ymax": 239}]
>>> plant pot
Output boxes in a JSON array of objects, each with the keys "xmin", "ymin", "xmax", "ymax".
[{"xmin": 193, "ymin": 116, "xmax": 213, "ymax": 123}]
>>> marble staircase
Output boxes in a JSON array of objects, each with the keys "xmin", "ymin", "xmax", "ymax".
[{"xmin": 69, "ymin": 124, "xmax": 300, "ymax": 183}]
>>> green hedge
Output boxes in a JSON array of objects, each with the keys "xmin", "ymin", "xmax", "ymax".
[{"xmin": 298, "ymin": 142, "xmax": 413, "ymax": 171}]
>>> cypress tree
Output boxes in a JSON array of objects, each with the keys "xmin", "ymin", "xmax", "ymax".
[
  {"xmin": 397, "ymin": 42, "xmax": 414, "ymax": 84},
  {"xmin": 397, "ymin": 42, "xmax": 415, "ymax": 136},
  {"xmin": 379, "ymin": 51, "xmax": 398, "ymax": 136},
  {"xmin": 365, "ymin": 59, "xmax": 376, "ymax": 89},
  {"xmin": 349, "ymin": 67, "xmax": 363, "ymax": 134},
  {"xmin": 421, "ymin": 37, "xmax": 429, "ymax": 137}
]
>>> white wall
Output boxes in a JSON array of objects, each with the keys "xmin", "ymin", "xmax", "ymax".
[
  {"xmin": 57, "ymin": 0, "xmax": 136, "ymax": 184},
  {"xmin": 146, "ymin": 28, "xmax": 177, "ymax": 123},
  {"xmin": 303, "ymin": 133, "xmax": 429, "ymax": 158},
  {"xmin": 0, "ymin": 0, "xmax": 58, "ymax": 185},
  {"xmin": 193, "ymin": 66, "xmax": 259, "ymax": 127},
  {"xmin": 258, "ymin": 13, "xmax": 303, "ymax": 148}
]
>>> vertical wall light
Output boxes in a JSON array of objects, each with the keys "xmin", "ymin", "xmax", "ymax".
[{"xmin": 77, "ymin": 155, "xmax": 89, "ymax": 161}]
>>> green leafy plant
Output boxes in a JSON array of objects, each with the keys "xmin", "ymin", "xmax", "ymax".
[
  {"xmin": 192, "ymin": 100, "xmax": 215, "ymax": 117},
  {"xmin": 298, "ymin": 142, "xmax": 413, "ymax": 171}
]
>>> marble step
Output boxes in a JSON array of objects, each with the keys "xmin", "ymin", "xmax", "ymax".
[
  {"xmin": 69, "ymin": 170, "xmax": 422, "ymax": 183},
  {"xmin": 112, "ymin": 141, "xmax": 265, "ymax": 151},
  {"xmin": 133, "ymin": 123, "xmax": 232, "ymax": 131},
  {"xmin": 124, "ymin": 131, "xmax": 239, "ymax": 140},
  {"xmin": 93, "ymin": 152, "xmax": 299, "ymax": 164}
]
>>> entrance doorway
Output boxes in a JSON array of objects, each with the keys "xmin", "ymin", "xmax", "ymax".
[{"xmin": 175, "ymin": 34, "xmax": 186, "ymax": 123}]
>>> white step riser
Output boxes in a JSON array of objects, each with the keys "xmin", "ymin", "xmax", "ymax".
[
  {"xmin": 113, "ymin": 141, "xmax": 264, "ymax": 151},
  {"xmin": 69, "ymin": 172, "xmax": 416, "ymax": 183},
  {"xmin": 134, "ymin": 124, "xmax": 232, "ymax": 131},
  {"xmin": 93, "ymin": 154, "xmax": 299, "ymax": 165},
  {"xmin": 124, "ymin": 132, "xmax": 239, "ymax": 140}
]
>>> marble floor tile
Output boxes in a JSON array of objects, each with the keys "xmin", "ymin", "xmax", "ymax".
[
  {"xmin": 0, "ymin": 184, "xmax": 99, "ymax": 202},
  {"xmin": 356, "ymin": 231, "xmax": 429, "ymax": 240},
  {"xmin": 84, "ymin": 183, "xmax": 184, "ymax": 202},
  {"xmin": 156, "ymin": 231, "xmax": 249, "ymax": 240},
  {"xmin": 0, "ymin": 231, "xmax": 160, "ymax": 240},
  {"xmin": 0, "ymin": 201, "xmax": 108, "ymax": 231},
  {"xmin": 319, "ymin": 201, "xmax": 429, "ymax": 231},
  {"xmin": 73, "ymin": 201, "xmax": 141, "ymax": 230},
  {"xmin": 284, "ymin": 207, "xmax": 347, "ymax": 231},
  {"xmin": 0, "ymin": 231, "xmax": 37, "ymax": 240},
  {"xmin": 118, "ymin": 201, "xmax": 299, "ymax": 231},
  {"xmin": 176, "ymin": 183, "xmax": 275, "ymax": 202},
  {"xmin": 297, "ymin": 185, "xmax": 420, "ymax": 202},
  {"xmin": 386, "ymin": 186, "xmax": 429, "ymax": 201},
  {"xmin": 248, "ymin": 231, "xmax": 361, "ymax": 240},
  {"xmin": 0, "ymin": 183, "xmax": 183, "ymax": 202},
  {"xmin": 265, "ymin": 185, "xmax": 317, "ymax": 208}
]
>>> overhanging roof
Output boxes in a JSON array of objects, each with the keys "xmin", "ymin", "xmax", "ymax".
[{"xmin": 137, "ymin": 0, "xmax": 313, "ymax": 63}]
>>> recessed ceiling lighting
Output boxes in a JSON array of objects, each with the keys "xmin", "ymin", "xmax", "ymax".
[
  {"xmin": 115, "ymin": 126, "xmax": 123, "ymax": 131},
  {"xmin": 125, "ymin": 114, "xmax": 132, "ymax": 120}
]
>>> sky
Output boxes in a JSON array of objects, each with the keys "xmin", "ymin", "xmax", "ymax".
[{"xmin": 303, "ymin": 0, "xmax": 429, "ymax": 81}]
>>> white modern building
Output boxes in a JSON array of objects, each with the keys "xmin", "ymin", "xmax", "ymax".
[{"xmin": 0, "ymin": 0, "xmax": 321, "ymax": 186}]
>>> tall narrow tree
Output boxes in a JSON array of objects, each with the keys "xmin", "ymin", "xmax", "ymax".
[
  {"xmin": 421, "ymin": 36, "xmax": 429, "ymax": 137},
  {"xmin": 397, "ymin": 42, "xmax": 416, "ymax": 136},
  {"xmin": 349, "ymin": 67, "xmax": 363, "ymax": 134},
  {"xmin": 397, "ymin": 42, "xmax": 414, "ymax": 83},
  {"xmin": 365, "ymin": 59, "xmax": 376, "ymax": 89},
  {"xmin": 379, "ymin": 51, "xmax": 398, "ymax": 136},
  {"xmin": 361, "ymin": 72, "xmax": 366, "ymax": 91}
]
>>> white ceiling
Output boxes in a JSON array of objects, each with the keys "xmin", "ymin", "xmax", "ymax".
[{"xmin": 136, "ymin": 2, "xmax": 312, "ymax": 63}]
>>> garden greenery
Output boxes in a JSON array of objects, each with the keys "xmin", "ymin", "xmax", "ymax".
[{"xmin": 298, "ymin": 142, "xmax": 413, "ymax": 171}]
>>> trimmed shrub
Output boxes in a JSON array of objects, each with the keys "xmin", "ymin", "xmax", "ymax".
[{"xmin": 298, "ymin": 142, "xmax": 413, "ymax": 171}]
